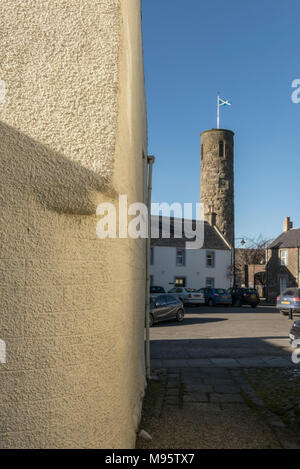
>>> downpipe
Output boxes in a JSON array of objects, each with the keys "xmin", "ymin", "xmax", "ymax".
[{"xmin": 145, "ymin": 155, "xmax": 155, "ymax": 380}]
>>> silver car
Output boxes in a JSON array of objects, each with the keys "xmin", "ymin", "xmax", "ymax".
[
  {"xmin": 150, "ymin": 294, "xmax": 184, "ymax": 326},
  {"xmin": 168, "ymin": 287, "xmax": 205, "ymax": 305}
]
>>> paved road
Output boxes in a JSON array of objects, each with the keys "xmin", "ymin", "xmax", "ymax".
[
  {"xmin": 150, "ymin": 304, "xmax": 297, "ymax": 368},
  {"xmin": 140, "ymin": 305, "xmax": 300, "ymax": 449}
]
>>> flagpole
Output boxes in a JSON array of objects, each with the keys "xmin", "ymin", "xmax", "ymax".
[{"xmin": 217, "ymin": 92, "xmax": 220, "ymax": 129}]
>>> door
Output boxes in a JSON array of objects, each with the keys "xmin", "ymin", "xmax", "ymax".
[
  {"xmin": 165, "ymin": 295, "xmax": 180, "ymax": 319},
  {"xmin": 153, "ymin": 295, "xmax": 169, "ymax": 322}
]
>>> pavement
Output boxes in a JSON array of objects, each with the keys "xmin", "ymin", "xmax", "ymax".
[{"xmin": 137, "ymin": 305, "xmax": 300, "ymax": 449}]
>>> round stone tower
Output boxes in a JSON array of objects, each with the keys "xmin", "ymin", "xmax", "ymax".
[{"xmin": 200, "ymin": 128, "xmax": 235, "ymax": 247}]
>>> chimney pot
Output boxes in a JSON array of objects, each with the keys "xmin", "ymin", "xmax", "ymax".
[{"xmin": 283, "ymin": 216, "xmax": 293, "ymax": 232}]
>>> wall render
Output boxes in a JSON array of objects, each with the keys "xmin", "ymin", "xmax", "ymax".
[{"xmin": 0, "ymin": 0, "xmax": 147, "ymax": 448}]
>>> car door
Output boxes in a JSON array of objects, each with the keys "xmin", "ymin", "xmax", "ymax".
[
  {"xmin": 165, "ymin": 295, "xmax": 179, "ymax": 319},
  {"xmin": 153, "ymin": 295, "xmax": 169, "ymax": 322}
]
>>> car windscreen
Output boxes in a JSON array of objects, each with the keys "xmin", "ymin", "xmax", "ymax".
[
  {"xmin": 282, "ymin": 289, "xmax": 298, "ymax": 297},
  {"xmin": 216, "ymin": 289, "xmax": 226, "ymax": 294},
  {"xmin": 150, "ymin": 287, "xmax": 165, "ymax": 293}
]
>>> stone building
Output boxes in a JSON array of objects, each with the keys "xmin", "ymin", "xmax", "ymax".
[
  {"xmin": 235, "ymin": 248, "xmax": 266, "ymax": 296},
  {"xmin": 150, "ymin": 216, "xmax": 232, "ymax": 291},
  {"xmin": 266, "ymin": 217, "xmax": 300, "ymax": 300},
  {"xmin": 200, "ymin": 129, "xmax": 235, "ymax": 249},
  {"xmin": 0, "ymin": 0, "xmax": 147, "ymax": 448}
]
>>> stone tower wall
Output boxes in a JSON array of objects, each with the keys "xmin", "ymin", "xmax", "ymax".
[{"xmin": 200, "ymin": 129, "xmax": 235, "ymax": 247}]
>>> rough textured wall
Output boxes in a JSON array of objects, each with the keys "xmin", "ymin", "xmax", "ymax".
[
  {"xmin": 200, "ymin": 129, "xmax": 235, "ymax": 248},
  {"xmin": 0, "ymin": 0, "xmax": 147, "ymax": 448},
  {"xmin": 267, "ymin": 248, "xmax": 299, "ymax": 299}
]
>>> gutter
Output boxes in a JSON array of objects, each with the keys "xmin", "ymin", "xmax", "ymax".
[{"xmin": 145, "ymin": 155, "xmax": 155, "ymax": 381}]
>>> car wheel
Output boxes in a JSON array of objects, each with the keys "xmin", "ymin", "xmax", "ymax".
[
  {"xmin": 281, "ymin": 310, "xmax": 289, "ymax": 316},
  {"xmin": 251, "ymin": 304, "xmax": 257, "ymax": 308},
  {"xmin": 176, "ymin": 309, "xmax": 184, "ymax": 322},
  {"xmin": 149, "ymin": 314, "xmax": 154, "ymax": 327},
  {"xmin": 208, "ymin": 299, "xmax": 214, "ymax": 306}
]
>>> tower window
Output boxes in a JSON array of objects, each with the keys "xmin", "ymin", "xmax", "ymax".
[
  {"xmin": 201, "ymin": 144, "xmax": 204, "ymax": 160},
  {"xmin": 219, "ymin": 141, "xmax": 225, "ymax": 158},
  {"xmin": 219, "ymin": 178, "xmax": 229, "ymax": 189}
]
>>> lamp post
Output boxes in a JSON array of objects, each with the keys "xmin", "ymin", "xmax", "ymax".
[{"xmin": 234, "ymin": 237, "xmax": 246, "ymax": 286}]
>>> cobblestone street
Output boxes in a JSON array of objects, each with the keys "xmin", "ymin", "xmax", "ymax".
[{"xmin": 137, "ymin": 305, "xmax": 300, "ymax": 449}]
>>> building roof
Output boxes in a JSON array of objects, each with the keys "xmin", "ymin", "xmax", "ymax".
[
  {"xmin": 150, "ymin": 215, "xmax": 230, "ymax": 250},
  {"xmin": 268, "ymin": 228, "xmax": 300, "ymax": 249}
]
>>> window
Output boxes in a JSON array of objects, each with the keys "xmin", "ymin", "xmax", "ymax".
[
  {"xmin": 156, "ymin": 295, "xmax": 167, "ymax": 307},
  {"xmin": 201, "ymin": 144, "xmax": 204, "ymax": 160},
  {"xmin": 166, "ymin": 295, "xmax": 178, "ymax": 304},
  {"xmin": 175, "ymin": 277, "xmax": 186, "ymax": 287},
  {"xmin": 219, "ymin": 178, "xmax": 229, "ymax": 189},
  {"xmin": 280, "ymin": 277, "xmax": 287, "ymax": 293},
  {"xmin": 176, "ymin": 248, "xmax": 186, "ymax": 266},
  {"xmin": 219, "ymin": 141, "xmax": 224, "ymax": 158},
  {"xmin": 206, "ymin": 251, "xmax": 215, "ymax": 268},
  {"xmin": 206, "ymin": 277, "xmax": 215, "ymax": 288},
  {"xmin": 280, "ymin": 250, "xmax": 288, "ymax": 266},
  {"xmin": 150, "ymin": 247, "xmax": 154, "ymax": 265}
]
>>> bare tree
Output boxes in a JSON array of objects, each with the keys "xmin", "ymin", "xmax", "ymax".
[{"xmin": 235, "ymin": 235, "xmax": 273, "ymax": 289}]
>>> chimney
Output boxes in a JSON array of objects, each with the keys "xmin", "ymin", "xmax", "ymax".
[{"xmin": 283, "ymin": 216, "xmax": 293, "ymax": 232}]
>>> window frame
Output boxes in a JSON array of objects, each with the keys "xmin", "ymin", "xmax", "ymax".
[
  {"xmin": 206, "ymin": 277, "xmax": 215, "ymax": 288},
  {"xmin": 206, "ymin": 250, "xmax": 215, "ymax": 268},
  {"xmin": 279, "ymin": 249, "xmax": 288, "ymax": 266},
  {"xmin": 174, "ymin": 277, "xmax": 186, "ymax": 287},
  {"xmin": 176, "ymin": 247, "xmax": 186, "ymax": 266}
]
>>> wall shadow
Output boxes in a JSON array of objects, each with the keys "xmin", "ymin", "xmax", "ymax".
[
  {"xmin": 153, "ymin": 317, "xmax": 228, "ymax": 328},
  {"xmin": 0, "ymin": 120, "xmax": 115, "ymax": 217},
  {"xmin": 150, "ymin": 336, "xmax": 294, "ymax": 360}
]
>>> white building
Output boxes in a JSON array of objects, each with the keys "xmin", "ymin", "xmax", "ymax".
[{"xmin": 150, "ymin": 216, "xmax": 233, "ymax": 291}]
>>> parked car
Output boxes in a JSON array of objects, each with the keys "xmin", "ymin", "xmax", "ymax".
[
  {"xmin": 168, "ymin": 287, "xmax": 205, "ymax": 305},
  {"xmin": 150, "ymin": 286, "xmax": 166, "ymax": 296},
  {"xmin": 228, "ymin": 287, "xmax": 260, "ymax": 308},
  {"xmin": 198, "ymin": 287, "xmax": 232, "ymax": 306},
  {"xmin": 276, "ymin": 288, "xmax": 300, "ymax": 318},
  {"xmin": 150, "ymin": 294, "xmax": 184, "ymax": 326},
  {"xmin": 289, "ymin": 319, "xmax": 300, "ymax": 343}
]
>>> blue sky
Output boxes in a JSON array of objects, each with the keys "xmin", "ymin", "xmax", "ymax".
[{"xmin": 142, "ymin": 0, "xmax": 300, "ymax": 243}]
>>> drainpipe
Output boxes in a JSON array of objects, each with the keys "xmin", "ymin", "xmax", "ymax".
[
  {"xmin": 297, "ymin": 242, "xmax": 300, "ymax": 288},
  {"xmin": 145, "ymin": 155, "xmax": 155, "ymax": 381},
  {"xmin": 265, "ymin": 248, "xmax": 268, "ymax": 301}
]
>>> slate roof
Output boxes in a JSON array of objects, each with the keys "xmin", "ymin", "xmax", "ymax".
[
  {"xmin": 268, "ymin": 228, "xmax": 300, "ymax": 249},
  {"xmin": 150, "ymin": 215, "xmax": 230, "ymax": 250}
]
